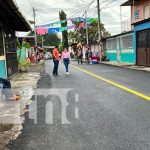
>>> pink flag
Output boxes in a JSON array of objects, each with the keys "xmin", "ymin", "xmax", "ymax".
[
  {"xmin": 36, "ymin": 28, "xmax": 48, "ymax": 35},
  {"xmin": 78, "ymin": 22, "xmax": 85, "ymax": 30}
]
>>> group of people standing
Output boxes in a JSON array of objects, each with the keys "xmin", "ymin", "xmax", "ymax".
[
  {"xmin": 85, "ymin": 49, "xmax": 92, "ymax": 64},
  {"xmin": 77, "ymin": 48, "xmax": 93, "ymax": 65},
  {"xmin": 52, "ymin": 46, "xmax": 71, "ymax": 76},
  {"xmin": 52, "ymin": 46, "xmax": 94, "ymax": 76}
]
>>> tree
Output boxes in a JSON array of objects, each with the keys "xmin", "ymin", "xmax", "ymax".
[
  {"xmin": 68, "ymin": 20, "xmax": 111, "ymax": 44},
  {"xmin": 28, "ymin": 32, "xmax": 61, "ymax": 47},
  {"xmin": 59, "ymin": 10, "xmax": 69, "ymax": 50},
  {"xmin": 43, "ymin": 34, "xmax": 61, "ymax": 46}
]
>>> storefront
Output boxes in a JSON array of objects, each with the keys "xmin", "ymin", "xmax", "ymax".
[{"xmin": 134, "ymin": 19, "xmax": 150, "ymax": 66}]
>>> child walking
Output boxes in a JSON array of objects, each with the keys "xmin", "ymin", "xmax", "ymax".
[{"xmin": 61, "ymin": 48, "xmax": 71, "ymax": 74}]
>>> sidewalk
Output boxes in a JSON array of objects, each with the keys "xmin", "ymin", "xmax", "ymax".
[
  {"xmin": 101, "ymin": 61, "xmax": 150, "ymax": 72},
  {"xmin": 0, "ymin": 64, "xmax": 43, "ymax": 150}
]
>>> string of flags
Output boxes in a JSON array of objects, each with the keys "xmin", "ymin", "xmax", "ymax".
[
  {"xmin": 36, "ymin": 18, "xmax": 97, "ymax": 28},
  {"xmin": 36, "ymin": 25, "xmax": 75, "ymax": 35},
  {"xmin": 36, "ymin": 18, "xmax": 98, "ymax": 35}
]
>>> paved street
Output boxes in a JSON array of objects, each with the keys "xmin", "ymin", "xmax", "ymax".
[{"xmin": 8, "ymin": 60, "xmax": 150, "ymax": 150}]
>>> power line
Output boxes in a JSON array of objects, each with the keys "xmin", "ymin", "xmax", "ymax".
[{"xmin": 28, "ymin": 0, "xmax": 33, "ymax": 8}]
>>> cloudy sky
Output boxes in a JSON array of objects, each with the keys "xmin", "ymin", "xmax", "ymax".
[{"xmin": 15, "ymin": 0, "xmax": 131, "ymax": 36}]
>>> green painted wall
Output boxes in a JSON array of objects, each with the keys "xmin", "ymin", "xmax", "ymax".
[
  {"xmin": 17, "ymin": 47, "xmax": 26, "ymax": 61},
  {"xmin": 0, "ymin": 60, "xmax": 6, "ymax": 79}
]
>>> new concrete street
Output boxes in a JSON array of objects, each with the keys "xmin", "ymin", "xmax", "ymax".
[{"xmin": 8, "ymin": 60, "xmax": 150, "ymax": 150}]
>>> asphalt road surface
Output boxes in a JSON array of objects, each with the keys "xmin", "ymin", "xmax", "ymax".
[{"xmin": 8, "ymin": 60, "xmax": 150, "ymax": 150}]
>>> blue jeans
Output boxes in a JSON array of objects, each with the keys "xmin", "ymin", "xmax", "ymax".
[
  {"xmin": 63, "ymin": 58, "xmax": 69, "ymax": 72},
  {"xmin": 53, "ymin": 59, "xmax": 59, "ymax": 75}
]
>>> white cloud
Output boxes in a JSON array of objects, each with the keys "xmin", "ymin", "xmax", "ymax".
[{"xmin": 16, "ymin": 0, "xmax": 131, "ymax": 35}]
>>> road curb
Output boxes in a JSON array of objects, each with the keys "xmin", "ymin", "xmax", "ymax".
[{"xmin": 100, "ymin": 62, "xmax": 150, "ymax": 73}]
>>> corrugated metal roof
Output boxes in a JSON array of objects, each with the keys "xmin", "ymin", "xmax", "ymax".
[{"xmin": 0, "ymin": 0, "xmax": 31, "ymax": 31}]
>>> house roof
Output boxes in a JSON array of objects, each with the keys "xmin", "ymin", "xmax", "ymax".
[
  {"xmin": 0, "ymin": 0, "xmax": 31, "ymax": 31},
  {"xmin": 103, "ymin": 30, "xmax": 133, "ymax": 40},
  {"xmin": 132, "ymin": 17, "xmax": 150, "ymax": 25},
  {"xmin": 121, "ymin": 0, "xmax": 141, "ymax": 6}
]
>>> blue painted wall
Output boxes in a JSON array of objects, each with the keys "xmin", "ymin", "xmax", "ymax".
[
  {"xmin": 106, "ymin": 32, "xmax": 135, "ymax": 64},
  {"xmin": 134, "ymin": 21, "xmax": 150, "ymax": 32},
  {"xmin": 120, "ymin": 34, "xmax": 135, "ymax": 64},
  {"xmin": 120, "ymin": 49, "xmax": 135, "ymax": 63},
  {"xmin": 0, "ymin": 60, "xmax": 6, "ymax": 79},
  {"xmin": 106, "ymin": 52, "xmax": 117, "ymax": 61}
]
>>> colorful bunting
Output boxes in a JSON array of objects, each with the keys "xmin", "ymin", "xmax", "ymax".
[
  {"xmin": 36, "ymin": 25, "xmax": 75, "ymax": 35},
  {"xmin": 35, "ymin": 17, "xmax": 97, "ymax": 35},
  {"xmin": 36, "ymin": 18, "xmax": 97, "ymax": 28},
  {"xmin": 36, "ymin": 28, "xmax": 48, "ymax": 35}
]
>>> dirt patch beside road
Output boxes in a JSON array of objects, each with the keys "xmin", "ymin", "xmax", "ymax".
[{"xmin": 0, "ymin": 64, "xmax": 44, "ymax": 150}]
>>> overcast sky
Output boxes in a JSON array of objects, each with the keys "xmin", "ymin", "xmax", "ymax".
[{"xmin": 15, "ymin": 0, "xmax": 131, "ymax": 36}]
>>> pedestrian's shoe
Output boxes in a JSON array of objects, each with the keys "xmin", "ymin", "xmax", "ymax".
[{"xmin": 66, "ymin": 72, "xmax": 69, "ymax": 75}]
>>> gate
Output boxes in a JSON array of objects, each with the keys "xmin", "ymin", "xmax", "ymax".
[
  {"xmin": 120, "ymin": 34, "xmax": 134, "ymax": 64},
  {"xmin": 106, "ymin": 38, "xmax": 117, "ymax": 61},
  {"xmin": 137, "ymin": 29, "xmax": 150, "ymax": 66}
]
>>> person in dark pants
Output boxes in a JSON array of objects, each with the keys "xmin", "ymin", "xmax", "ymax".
[
  {"xmin": 0, "ymin": 77, "xmax": 20, "ymax": 100},
  {"xmin": 77, "ymin": 48, "xmax": 83, "ymax": 64},
  {"xmin": 85, "ymin": 50, "xmax": 89, "ymax": 64},
  {"xmin": 61, "ymin": 48, "xmax": 71, "ymax": 74},
  {"xmin": 52, "ymin": 46, "xmax": 60, "ymax": 76}
]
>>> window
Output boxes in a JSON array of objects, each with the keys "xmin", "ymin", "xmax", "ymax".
[
  {"xmin": 4, "ymin": 27, "xmax": 16, "ymax": 53},
  {"xmin": 106, "ymin": 39, "xmax": 116, "ymax": 49},
  {"xmin": 144, "ymin": 5, "xmax": 149, "ymax": 19},
  {"xmin": 134, "ymin": 10, "xmax": 139, "ymax": 20},
  {"xmin": 121, "ymin": 35, "xmax": 133, "ymax": 48}
]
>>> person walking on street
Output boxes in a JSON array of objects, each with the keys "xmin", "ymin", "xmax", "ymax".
[
  {"xmin": 85, "ymin": 49, "xmax": 89, "ymax": 64},
  {"xmin": 88, "ymin": 50, "xmax": 92, "ymax": 64},
  {"xmin": 77, "ymin": 48, "xmax": 83, "ymax": 64},
  {"xmin": 61, "ymin": 48, "xmax": 71, "ymax": 75},
  {"xmin": 53, "ymin": 46, "xmax": 60, "ymax": 76}
]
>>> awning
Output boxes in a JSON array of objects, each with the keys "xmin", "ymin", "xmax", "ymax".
[{"xmin": 0, "ymin": 0, "xmax": 31, "ymax": 31}]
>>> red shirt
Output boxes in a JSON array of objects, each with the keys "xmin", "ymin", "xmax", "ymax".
[{"xmin": 53, "ymin": 48, "xmax": 60, "ymax": 60}]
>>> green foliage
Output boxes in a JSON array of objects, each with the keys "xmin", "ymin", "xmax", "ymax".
[
  {"xmin": 68, "ymin": 31, "xmax": 81, "ymax": 44},
  {"xmin": 59, "ymin": 42, "xmax": 64, "ymax": 53},
  {"xmin": 43, "ymin": 34, "xmax": 61, "ymax": 46},
  {"xmin": 68, "ymin": 20, "xmax": 111, "ymax": 44},
  {"xmin": 28, "ymin": 32, "xmax": 61, "ymax": 47},
  {"xmin": 70, "ymin": 52, "xmax": 74, "ymax": 58},
  {"xmin": 18, "ymin": 58, "xmax": 31, "ymax": 72},
  {"xmin": 59, "ymin": 10, "xmax": 69, "ymax": 49}
]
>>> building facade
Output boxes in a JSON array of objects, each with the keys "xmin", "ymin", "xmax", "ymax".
[
  {"xmin": 105, "ymin": 31, "xmax": 135, "ymax": 64},
  {"xmin": 121, "ymin": 0, "xmax": 150, "ymax": 66},
  {"xmin": 0, "ymin": 0, "xmax": 31, "ymax": 79}
]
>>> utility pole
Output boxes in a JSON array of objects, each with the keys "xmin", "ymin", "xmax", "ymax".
[
  {"xmin": 33, "ymin": 7, "xmax": 37, "ymax": 46},
  {"xmin": 85, "ymin": 10, "xmax": 89, "ymax": 46},
  {"xmin": 120, "ymin": 6, "xmax": 122, "ymax": 33},
  {"xmin": 42, "ymin": 36, "xmax": 44, "ymax": 48},
  {"xmin": 97, "ymin": 0, "xmax": 102, "ymax": 61}
]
